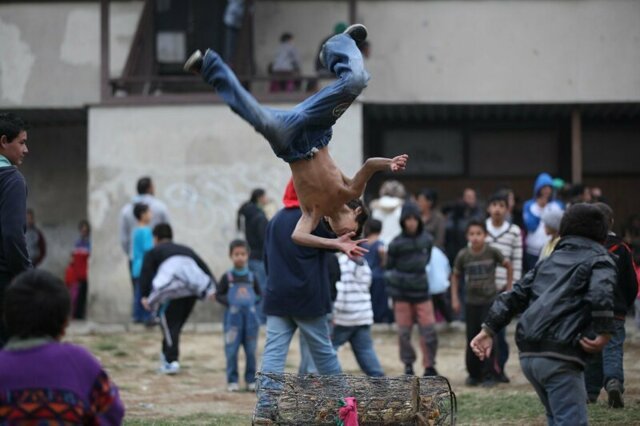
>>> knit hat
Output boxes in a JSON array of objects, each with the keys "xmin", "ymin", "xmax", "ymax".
[
  {"xmin": 282, "ymin": 178, "xmax": 300, "ymax": 208},
  {"xmin": 542, "ymin": 209, "xmax": 564, "ymax": 231}
]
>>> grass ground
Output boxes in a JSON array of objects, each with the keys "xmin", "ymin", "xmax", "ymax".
[{"xmin": 67, "ymin": 322, "xmax": 640, "ymax": 425}]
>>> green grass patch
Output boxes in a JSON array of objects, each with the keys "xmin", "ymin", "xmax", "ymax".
[
  {"xmin": 124, "ymin": 413, "xmax": 251, "ymax": 425},
  {"xmin": 456, "ymin": 391, "xmax": 546, "ymax": 425}
]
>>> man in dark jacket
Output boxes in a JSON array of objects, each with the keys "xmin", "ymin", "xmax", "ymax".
[
  {"xmin": 0, "ymin": 113, "xmax": 32, "ymax": 346},
  {"xmin": 584, "ymin": 203, "xmax": 638, "ymax": 408},
  {"xmin": 386, "ymin": 203, "xmax": 438, "ymax": 376},
  {"xmin": 471, "ymin": 203, "xmax": 616, "ymax": 426},
  {"xmin": 237, "ymin": 188, "xmax": 269, "ymax": 323},
  {"xmin": 260, "ymin": 180, "xmax": 343, "ymax": 378}
]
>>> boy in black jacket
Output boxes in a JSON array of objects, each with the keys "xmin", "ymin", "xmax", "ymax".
[
  {"xmin": 471, "ymin": 203, "xmax": 616, "ymax": 426},
  {"xmin": 584, "ymin": 203, "xmax": 638, "ymax": 408}
]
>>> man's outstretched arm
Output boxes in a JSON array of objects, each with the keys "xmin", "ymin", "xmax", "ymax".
[
  {"xmin": 345, "ymin": 155, "xmax": 408, "ymax": 199},
  {"xmin": 291, "ymin": 212, "xmax": 368, "ymax": 259}
]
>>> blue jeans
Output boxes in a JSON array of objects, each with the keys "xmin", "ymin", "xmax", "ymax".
[
  {"xmin": 249, "ymin": 259, "xmax": 268, "ymax": 324},
  {"xmin": 224, "ymin": 305, "xmax": 260, "ymax": 384},
  {"xmin": 332, "ymin": 325, "xmax": 384, "ymax": 377},
  {"xmin": 132, "ymin": 278, "xmax": 151, "ymax": 323},
  {"xmin": 202, "ymin": 33, "xmax": 369, "ymax": 163},
  {"xmin": 520, "ymin": 356, "xmax": 588, "ymax": 426},
  {"xmin": 584, "ymin": 318, "xmax": 626, "ymax": 397},
  {"xmin": 261, "ymin": 315, "xmax": 341, "ymax": 376}
]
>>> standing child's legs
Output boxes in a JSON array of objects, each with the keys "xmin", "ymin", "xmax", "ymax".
[
  {"xmin": 394, "ymin": 301, "xmax": 417, "ymax": 371},
  {"xmin": 242, "ymin": 307, "xmax": 260, "ymax": 386},
  {"xmin": 416, "ymin": 300, "xmax": 438, "ymax": 373},
  {"xmin": 224, "ymin": 308, "xmax": 243, "ymax": 385}
]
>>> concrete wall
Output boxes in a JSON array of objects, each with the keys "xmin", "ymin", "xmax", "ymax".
[
  {"xmin": 0, "ymin": 1, "xmax": 143, "ymax": 107},
  {"xmin": 255, "ymin": 0, "xmax": 640, "ymax": 102},
  {"xmin": 87, "ymin": 103, "xmax": 363, "ymax": 322}
]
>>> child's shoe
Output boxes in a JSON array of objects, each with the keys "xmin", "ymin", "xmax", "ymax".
[
  {"xmin": 404, "ymin": 364, "xmax": 415, "ymax": 375},
  {"xmin": 465, "ymin": 376, "xmax": 480, "ymax": 387},
  {"xmin": 184, "ymin": 50, "xmax": 204, "ymax": 74},
  {"xmin": 227, "ymin": 382, "xmax": 240, "ymax": 392},
  {"xmin": 247, "ymin": 382, "xmax": 257, "ymax": 392},
  {"xmin": 606, "ymin": 379, "xmax": 624, "ymax": 408},
  {"xmin": 343, "ymin": 24, "xmax": 368, "ymax": 44},
  {"xmin": 158, "ymin": 361, "xmax": 180, "ymax": 375}
]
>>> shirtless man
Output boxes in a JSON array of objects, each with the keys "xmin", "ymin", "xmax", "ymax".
[{"xmin": 185, "ymin": 24, "xmax": 408, "ymax": 257}]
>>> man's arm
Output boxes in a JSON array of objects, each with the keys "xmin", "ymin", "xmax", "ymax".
[
  {"xmin": 291, "ymin": 212, "xmax": 368, "ymax": 258},
  {"xmin": 502, "ymin": 259, "xmax": 514, "ymax": 291},
  {"xmin": 344, "ymin": 155, "xmax": 408, "ymax": 199},
  {"xmin": 1, "ymin": 176, "xmax": 31, "ymax": 274}
]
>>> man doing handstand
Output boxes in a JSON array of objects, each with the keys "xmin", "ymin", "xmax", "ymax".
[{"xmin": 184, "ymin": 24, "xmax": 408, "ymax": 257}]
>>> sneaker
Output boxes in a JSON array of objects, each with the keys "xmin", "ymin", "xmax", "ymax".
[
  {"xmin": 606, "ymin": 379, "xmax": 624, "ymax": 408},
  {"xmin": 481, "ymin": 378, "xmax": 497, "ymax": 388},
  {"xmin": 465, "ymin": 376, "xmax": 480, "ymax": 387},
  {"xmin": 423, "ymin": 367, "xmax": 439, "ymax": 377},
  {"xmin": 247, "ymin": 382, "xmax": 257, "ymax": 392},
  {"xmin": 184, "ymin": 49, "xmax": 204, "ymax": 74},
  {"xmin": 227, "ymin": 382, "xmax": 240, "ymax": 392},
  {"xmin": 158, "ymin": 361, "xmax": 180, "ymax": 375},
  {"xmin": 404, "ymin": 364, "xmax": 415, "ymax": 375},
  {"xmin": 343, "ymin": 24, "xmax": 368, "ymax": 44}
]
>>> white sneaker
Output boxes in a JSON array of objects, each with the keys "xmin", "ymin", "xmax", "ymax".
[
  {"xmin": 227, "ymin": 382, "xmax": 240, "ymax": 392},
  {"xmin": 158, "ymin": 361, "xmax": 180, "ymax": 375},
  {"xmin": 247, "ymin": 382, "xmax": 257, "ymax": 392},
  {"xmin": 184, "ymin": 49, "xmax": 203, "ymax": 74}
]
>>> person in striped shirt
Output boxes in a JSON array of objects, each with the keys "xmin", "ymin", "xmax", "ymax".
[
  {"xmin": 485, "ymin": 191, "xmax": 522, "ymax": 383},
  {"xmin": 331, "ymin": 253, "xmax": 384, "ymax": 377}
]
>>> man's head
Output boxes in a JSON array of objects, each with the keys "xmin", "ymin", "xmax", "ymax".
[
  {"xmin": 229, "ymin": 239, "xmax": 249, "ymax": 269},
  {"xmin": 416, "ymin": 188, "xmax": 437, "ymax": 213},
  {"xmin": 537, "ymin": 185, "xmax": 552, "ymax": 202},
  {"xmin": 152, "ymin": 223, "xmax": 173, "ymax": 244},
  {"xmin": 137, "ymin": 176, "xmax": 153, "ymax": 195},
  {"xmin": 133, "ymin": 203, "xmax": 151, "ymax": 224},
  {"xmin": 559, "ymin": 203, "xmax": 608, "ymax": 243},
  {"xmin": 379, "ymin": 180, "xmax": 406, "ymax": 199},
  {"xmin": 400, "ymin": 203, "xmax": 422, "ymax": 236},
  {"xmin": 280, "ymin": 32, "xmax": 293, "ymax": 43},
  {"xmin": 250, "ymin": 188, "xmax": 267, "ymax": 207},
  {"xmin": 0, "ymin": 113, "xmax": 28, "ymax": 166},
  {"xmin": 326, "ymin": 199, "xmax": 369, "ymax": 237},
  {"xmin": 487, "ymin": 192, "xmax": 509, "ymax": 223},
  {"xmin": 462, "ymin": 188, "xmax": 477, "ymax": 208},
  {"xmin": 26, "ymin": 208, "xmax": 35, "ymax": 227},
  {"xmin": 466, "ymin": 219, "xmax": 487, "ymax": 250},
  {"xmin": 4, "ymin": 270, "xmax": 71, "ymax": 340}
]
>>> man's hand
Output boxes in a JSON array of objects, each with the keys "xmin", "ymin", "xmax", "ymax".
[
  {"xmin": 390, "ymin": 154, "xmax": 408, "ymax": 172},
  {"xmin": 141, "ymin": 297, "xmax": 151, "ymax": 312},
  {"xmin": 580, "ymin": 334, "xmax": 611, "ymax": 353},
  {"xmin": 470, "ymin": 329, "xmax": 493, "ymax": 361},
  {"xmin": 335, "ymin": 232, "xmax": 369, "ymax": 260}
]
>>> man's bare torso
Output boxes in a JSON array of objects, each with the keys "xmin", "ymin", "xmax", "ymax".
[{"xmin": 289, "ymin": 147, "xmax": 352, "ymax": 217}]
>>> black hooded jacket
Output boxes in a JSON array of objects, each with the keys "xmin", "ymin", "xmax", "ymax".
[
  {"xmin": 0, "ymin": 166, "xmax": 31, "ymax": 280},
  {"xmin": 385, "ymin": 203, "xmax": 433, "ymax": 302},
  {"xmin": 237, "ymin": 202, "xmax": 268, "ymax": 261},
  {"xmin": 604, "ymin": 233, "xmax": 638, "ymax": 317},
  {"xmin": 483, "ymin": 236, "xmax": 616, "ymax": 368}
]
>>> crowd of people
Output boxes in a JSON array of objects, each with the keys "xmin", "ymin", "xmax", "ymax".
[{"xmin": 1, "ymin": 20, "xmax": 639, "ymax": 424}]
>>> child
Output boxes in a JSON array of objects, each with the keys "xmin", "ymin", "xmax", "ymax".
[
  {"xmin": 332, "ymin": 252, "xmax": 384, "ymax": 377},
  {"xmin": 0, "ymin": 270, "xmax": 124, "ymax": 424},
  {"xmin": 385, "ymin": 203, "xmax": 438, "ymax": 376},
  {"xmin": 216, "ymin": 239, "xmax": 261, "ymax": 392},
  {"xmin": 584, "ymin": 203, "xmax": 638, "ymax": 407},
  {"xmin": 451, "ymin": 220, "xmax": 512, "ymax": 386},
  {"xmin": 485, "ymin": 192, "xmax": 522, "ymax": 382},
  {"xmin": 362, "ymin": 219, "xmax": 393, "ymax": 324},
  {"xmin": 471, "ymin": 203, "xmax": 616, "ymax": 425},
  {"xmin": 131, "ymin": 203, "xmax": 153, "ymax": 324},
  {"xmin": 537, "ymin": 209, "xmax": 564, "ymax": 262},
  {"xmin": 184, "ymin": 24, "xmax": 408, "ymax": 257}
]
